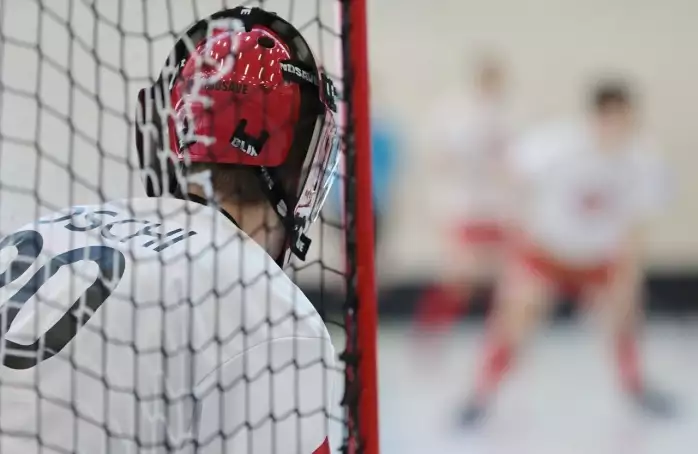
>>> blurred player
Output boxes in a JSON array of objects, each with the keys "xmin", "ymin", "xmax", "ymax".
[
  {"xmin": 461, "ymin": 80, "xmax": 674, "ymax": 423},
  {"xmin": 414, "ymin": 54, "xmax": 512, "ymax": 336},
  {"xmin": 0, "ymin": 7, "xmax": 338, "ymax": 453}
]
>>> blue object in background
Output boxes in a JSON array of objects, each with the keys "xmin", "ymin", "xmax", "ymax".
[
  {"xmin": 370, "ymin": 116, "xmax": 398, "ymax": 215},
  {"xmin": 328, "ymin": 115, "xmax": 398, "ymax": 220}
]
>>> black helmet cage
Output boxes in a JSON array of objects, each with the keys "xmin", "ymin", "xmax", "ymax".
[{"xmin": 134, "ymin": 6, "xmax": 339, "ymax": 262}]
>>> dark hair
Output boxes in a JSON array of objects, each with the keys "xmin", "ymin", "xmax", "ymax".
[
  {"xmin": 592, "ymin": 80, "xmax": 633, "ymax": 112},
  {"xmin": 188, "ymin": 163, "xmax": 266, "ymax": 204}
]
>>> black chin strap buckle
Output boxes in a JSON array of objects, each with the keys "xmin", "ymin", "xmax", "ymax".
[
  {"xmin": 290, "ymin": 231, "xmax": 311, "ymax": 261},
  {"xmin": 275, "ymin": 228, "xmax": 310, "ymax": 267},
  {"xmin": 286, "ymin": 214, "xmax": 311, "ymax": 261}
]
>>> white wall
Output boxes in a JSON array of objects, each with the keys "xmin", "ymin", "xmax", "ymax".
[{"xmin": 1, "ymin": 0, "xmax": 697, "ymax": 288}]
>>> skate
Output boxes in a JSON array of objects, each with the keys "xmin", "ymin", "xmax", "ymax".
[
  {"xmin": 457, "ymin": 396, "xmax": 488, "ymax": 427},
  {"xmin": 630, "ymin": 385, "xmax": 677, "ymax": 419}
]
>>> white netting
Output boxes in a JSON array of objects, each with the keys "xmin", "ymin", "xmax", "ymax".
[{"xmin": 0, "ymin": 1, "xmax": 361, "ymax": 453}]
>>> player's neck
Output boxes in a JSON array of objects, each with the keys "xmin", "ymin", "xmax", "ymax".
[
  {"xmin": 222, "ymin": 201, "xmax": 286, "ymax": 258},
  {"xmin": 187, "ymin": 187, "xmax": 285, "ymax": 258}
]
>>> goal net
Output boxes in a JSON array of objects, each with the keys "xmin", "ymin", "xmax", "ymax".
[{"xmin": 0, "ymin": 0, "xmax": 377, "ymax": 453}]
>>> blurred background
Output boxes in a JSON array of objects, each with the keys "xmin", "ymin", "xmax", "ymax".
[
  {"xmin": 302, "ymin": 1, "xmax": 698, "ymax": 452},
  {"xmin": 302, "ymin": 0, "xmax": 698, "ymax": 300},
  {"xmin": 2, "ymin": 0, "xmax": 698, "ymax": 453}
]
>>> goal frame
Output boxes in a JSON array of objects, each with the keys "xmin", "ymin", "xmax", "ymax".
[{"xmin": 340, "ymin": 1, "xmax": 379, "ymax": 454}]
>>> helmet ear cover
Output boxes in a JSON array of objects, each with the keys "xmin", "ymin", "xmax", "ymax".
[{"xmin": 135, "ymin": 6, "xmax": 339, "ymax": 262}]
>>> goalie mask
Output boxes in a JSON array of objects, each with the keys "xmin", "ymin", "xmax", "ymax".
[{"xmin": 135, "ymin": 7, "xmax": 340, "ymax": 261}]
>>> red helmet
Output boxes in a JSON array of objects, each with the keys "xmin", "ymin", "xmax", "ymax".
[{"xmin": 135, "ymin": 7, "xmax": 339, "ymax": 260}]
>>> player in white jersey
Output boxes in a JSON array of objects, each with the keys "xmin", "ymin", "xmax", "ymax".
[
  {"xmin": 0, "ymin": 7, "xmax": 339, "ymax": 454},
  {"xmin": 460, "ymin": 81, "xmax": 674, "ymax": 423},
  {"xmin": 415, "ymin": 54, "xmax": 511, "ymax": 335}
]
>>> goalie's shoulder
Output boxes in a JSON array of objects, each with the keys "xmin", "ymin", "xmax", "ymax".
[{"xmin": 5, "ymin": 197, "xmax": 242, "ymax": 298}]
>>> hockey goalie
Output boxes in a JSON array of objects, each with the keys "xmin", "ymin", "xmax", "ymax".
[{"xmin": 0, "ymin": 7, "xmax": 338, "ymax": 454}]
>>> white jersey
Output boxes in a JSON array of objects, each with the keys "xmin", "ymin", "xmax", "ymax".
[
  {"xmin": 509, "ymin": 120, "xmax": 669, "ymax": 265},
  {"xmin": 424, "ymin": 94, "xmax": 511, "ymax": 222},
  {"xmin": 0, "ymin": 197, "xmax": 334, "ymax": 454}
]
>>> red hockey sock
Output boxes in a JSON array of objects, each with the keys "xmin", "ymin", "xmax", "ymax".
[
  {"xmin": 414, "ymin": 285, "xmax": 467, "ymax": 331},
  {"xmin": 616, "ymin": 331, "xmax": 643, "ymax": 393},
  {"xmin": 474, "ymin": 338, "xmax": 513, "ymax": 400}
]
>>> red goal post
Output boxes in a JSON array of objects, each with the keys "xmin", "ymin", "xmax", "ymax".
[{"xmin": 341, "ymin": 1, "xmax": 379, "ymax": 454}]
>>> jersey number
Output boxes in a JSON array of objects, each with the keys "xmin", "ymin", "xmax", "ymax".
[{"xmin": 0, "ymin": 230, "xmax": 126, "ymax": 370}]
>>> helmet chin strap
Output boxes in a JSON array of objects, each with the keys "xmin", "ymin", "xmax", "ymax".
[
  {"xmin": 253, "ymin": 165, "xmax": 311, "ymax": 266},
  {"xmin": 274, "ymin": 224, "xmax": 310, "ymax": 268},
  {"xmin": 274, "ymin": 219, "xmax": 311, "ymax": 268}
]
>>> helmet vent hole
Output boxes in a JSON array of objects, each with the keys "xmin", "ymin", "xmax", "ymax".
[{"xmin": 257, "ymin": 36, "xmax": 275, "ymax": 49}]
